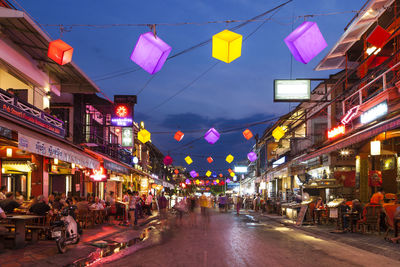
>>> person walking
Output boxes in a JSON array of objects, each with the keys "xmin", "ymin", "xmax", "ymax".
[
  {"xmin": 146, "ymin": 193, "xmax": 153, "ymax": 216},
  {"xmin": 128, "ymin": 192, "xmax": 137, "ymax": 228},
  {"xmin": 158, "ymin": 192, "xmax": 168, "ymax": 230},
  {"xmin": 236, "ymin": 195, "xmax": 242, "ymax": 215}
]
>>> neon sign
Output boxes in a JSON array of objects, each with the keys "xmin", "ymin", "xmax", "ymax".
[
  {"xmin": 328, "ymin": 125, "xmax": 345, "ymax": 139},
  {"xmin": 111, "ymin": 104, "xmax": 133, "ymax": 127},
  {"xmin": 90, "ymin": 167, "xmax": 107, "ymax": 182},
  {"xmin": 341, "ymin": 105, "xmax": 359, "ymax": 125},
  {"xmin": 116, "ymin": 105, "xmax": 128, "ymax": 117},
  {"xmin": 360, "ymin": 101, "xmax": 388, "ymax": 124}
]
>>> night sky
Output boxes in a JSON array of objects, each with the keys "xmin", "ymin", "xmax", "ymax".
[{"xmin": 18, "ymin": 0, "xmax": 366, "ymax": 174}]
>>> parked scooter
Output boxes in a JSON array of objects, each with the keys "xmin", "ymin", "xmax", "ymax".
[{"xmin": 50, "ymin": 205, "xmax": 81, "ymax": 253}]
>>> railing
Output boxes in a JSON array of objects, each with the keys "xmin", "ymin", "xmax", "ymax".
[{"xmin": 342, "ymin": 59, "xmax": 400, "ymax": 115}]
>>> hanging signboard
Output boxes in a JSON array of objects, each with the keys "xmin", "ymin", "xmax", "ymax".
[
  {"xmin": 360, "ymin": 100, "xmax": 388, "ymax": 124},
  {"xmin": 327, "ymin": 125, "xmax": 345, "ymax": 139},
  {"xmin": 111, "ymin": 104, "xmax": 133, "ymax": 127},
  {"xmin": 274, "ymin": 79, "xmax": 311, "ymax": 102},
  {"xmin": 121, "ymin": 127, "xmax": 133, "ymax": 147},
  {"xmin": 296, "ymin": 205, "xmax": 308, "ymax": 226},
  {"xmin": 341, "ymin": 105, "xmax": 360, "ymax": 125}
]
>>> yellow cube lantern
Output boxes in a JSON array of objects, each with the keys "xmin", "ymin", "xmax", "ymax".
[
  {"xmin": 212, "ymin": 29, "xmax": 242, "ymax": 63},
  {"xmin": 226, "ymin": 154, "xmax": 234, "ymax": 163},
  {"xmin": 230, "ymin": 172, "xmax": 235, "ymax": 177},
  {"xmin": 272, "ymin": 126, "xmax": 287, "ymax": 141},
  {"xmin": 185, "ymin": 156, "xmax": 193, "ymax": 165},
  {"xmin": 206, "ymin": 170, "xmax": 212, "ymax": 177},
  {"xmin": 137, "ymin": 129, "xmax": 151, "ymax": 144}
]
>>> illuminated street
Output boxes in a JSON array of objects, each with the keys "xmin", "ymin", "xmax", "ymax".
[{"xmin": 102, "ymin": 210, "xmax": 400, "ymax": 267}]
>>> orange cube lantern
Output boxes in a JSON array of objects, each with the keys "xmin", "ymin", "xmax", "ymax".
[
  {"xmin": 174, "ymin": 169, "xmax": 179, "ymax": 174},
  {"xmin": 174, "ymin": 131, "xmax": 184, "ymax": 142},
  {"xmin": 242, "ymin": 129, "xmax": 253, "ymax": 140},
  {"xmin": 207, "ymin": 157, "xmax": 213, "ymax": 163},
  {"xmin": 228, "ymin": 168, "xmax": 233, "ymax": 173},
  {"xmin": 48, "ymin": 39, "xmax": 74, "ymax": 65}
]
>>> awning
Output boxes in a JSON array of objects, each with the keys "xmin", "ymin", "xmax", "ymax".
[
  {"xmin": 296, "ymin": 113, "xmax": 400, "ymax": 162},
  {"xmin": 84, "ymin": 149, "xmax": 131, "ymax": 175}
]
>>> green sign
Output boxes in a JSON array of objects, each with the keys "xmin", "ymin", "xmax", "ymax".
[{"xmin": 122, "ymin": 127, "xmax": 133, "ymax": 147}]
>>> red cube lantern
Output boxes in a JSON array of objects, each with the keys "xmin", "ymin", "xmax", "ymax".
[
  {"xmin": 174, "ymin": 131, "xmax": 184, "ymax": 142},
  {"xmin": 242, "ymin": 129, "xmax": 253, "ymax": 140},
  {"xmin": 228, "ymin": 168, "xmax": 233, "ymax": 173},
  {"xmin": 48, "ymin": 39, "xmax": 74, "ymax": 65},
  {"xmin": 174, "ymin": 169, "xmax": 179, "ymax": 174},
  {"xmin": 219, "ymin": 173, "xmax": 223, "ymax": 178},
  {"xmin": 367, "ymin": 25, "xmax": 390, "ymax": 48},
  {"xmin": 207, "ymin": 157, "xmax": 213, "ymax": 163},
  {"xmin": 163, "ymin": 155, "xmax": 173, "ymax": 166}
]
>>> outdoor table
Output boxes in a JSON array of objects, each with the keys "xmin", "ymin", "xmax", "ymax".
[
  {"xmin": 395, "ymin": 217, "xmax": 400, "ymax": 237},
  {"xmin": 6, "ymin": 215, "xmax": 44, "ymax": 248},
  {"xmin": 313, "ymin": 209, "xmax": 326, "ymax": 225}
]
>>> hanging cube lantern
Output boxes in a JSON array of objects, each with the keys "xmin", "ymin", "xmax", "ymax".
[
  {"xmin": 185, "ymin": 179, "xmax": 191, "ymax": 185},
  {"xmin": 185, "ymin": 156, "xmax": 193, "ymax": 165},
  {"xmin": 284, "ymin": 21, "xmax": 327, "ymax": 64},
  {"xmin": 137, "ymin": 129, "xmax": 151, "ymax": 144},
  {"xmin": 219, "ymin": 173, "xmax": 223, "ymax": 178},
  {"xmin": 204, "ymin": 128, "xmax": 220, "ymax": 144},
  {"xmin": 190, "ymin": 170, "xmax": 197, "ymax": 178},
  {"xmin": 174, "ymin": 131, "xmax": 184, "ymax": 142},
  {"xmin": 228, "ymin": 168, "xmax": 233, "ymax": 173},
  {"xmin": 242, "ymin": 129, "xmax": 253, "ymax": 140},
  {"xmin": 206, "ymin": 170, "xmax": 212, "ymax": 177},
  {"xmin": 226, "ymin": 178, "xmax": 231, "ymax": 183},
  {"xmin": 226, "ymin": 154, "xmax": 234, "ymax": 163},
  {"xmin": 220, "ymin": 181, "xmax": 225, "ymax": 185},
  {"xmin": 212, "ymin": 29, "xmax": 242, "ymax": 63},
  {"xmin": 163, "ymin": 155, "xmax": 173, "ymax": 166},
  {"xmin": 130, "ymin": 32, "xmax": 172, "ymax": 74},
  {"xmin": 272, "ymin": 126, "xmax": 286, "ymax": 141},
  {"xmin": 367, "ymin": 25, "xmax": 390, "ymax": 48},
  {"xmin": 174, "ymin": 169, "xmax": 179, "ymax": 174},
  {"xmin": 216, "ymin": 179, "xmax": 220, "ymax": 184},
  {"xmin": 247, "ymin": 152, "xmax": 258, "ymax": 162},
  {"xmin": 196, "ymin": 172, "xmax": 199, "ymax": 177},
  {"xmin": 371, "ymin": 141, "xmax": 381, "ymax": 156},
  {"xmin": 207, "ymin": 157, "xmax": 213, "ymax": 163},
  {"xmin": 230, "ymin": 172, "xmax": 235, "ymax": 177},
  {"xmin": 48, "ymin": 39, "xmax": 74, "ymax": 65}
]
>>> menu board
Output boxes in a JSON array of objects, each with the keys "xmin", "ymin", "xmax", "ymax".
[{"xmin": 296, "ymin": 205, "xmax": 308, "ymax": 226}]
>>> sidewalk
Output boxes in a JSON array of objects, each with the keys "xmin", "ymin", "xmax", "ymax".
[
  {"xmin": 251, "ymin": 211, "xmax": 400, "ymax": 261},
  {"xmin": 0, "ymin": 213, "xmax": 159, "ymax": 267}
]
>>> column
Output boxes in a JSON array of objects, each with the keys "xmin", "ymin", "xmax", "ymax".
[
  {"xmin": 31, "ymin": 154, "xmax": 43, "ymax": 197},
  {"xmin": 356, "ymin": 154, "xmax": 369, "ymax": 203}
]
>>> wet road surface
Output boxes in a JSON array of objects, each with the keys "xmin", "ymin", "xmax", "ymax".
[{"xmin": 103, "ymin": 209, "xmax": 400, "ymax": 267}]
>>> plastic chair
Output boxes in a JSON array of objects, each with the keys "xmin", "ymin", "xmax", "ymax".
[{"xmin": 357, "ymin": 204, "xmax": 381, "ymax": 234}]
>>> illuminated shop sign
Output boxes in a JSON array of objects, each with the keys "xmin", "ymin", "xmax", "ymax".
[
  {"xmin": 274, "ymin": 79, "xmax": 311, "ymax": 102},
  {"xmin": 111, "ymin": 104, "xmax": 133, "ymax": 127},
  {"xmin": 341, "ymin": 105, "xmax": 359, "ymax": 125},
  {"xmin": 360, "ymin": 101, "xmax": 388, "ymax": 124},
  {"xmin": 234, "ymin": 166, "xmax": 248, "ymax": 173},
  {"xmin": 121, "ymin": 127, "xmax": 133, "ymax": 147},
  {"xmin": 327, "ymin": 125, "xmax": 345, "ymax": 139},
  {"xmin": 272, "ymin": 156, "xmax": 286, "ymax": 168},
  {"xmin": 90, "ymin": 166, "xmax": 108, "ymax": 182}
]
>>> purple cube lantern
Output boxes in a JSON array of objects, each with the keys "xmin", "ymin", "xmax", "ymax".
[
  {"xmin": 163, "ymin": 155, "xmax": 173, "ymax": 166},
  {"xmin": 247, "ymin": 152, "xmax": 257, "ymax": 162},
  {"xmin": 130, "ymin": 32, "xmax": 172, "ymax": 74},
  {"xmin": 284, "ymin": 21, "xmax": 327, "ymax": 64},
  {"xmin": 226, "ymin": 178, "xmax": 231, "ymax": 183},
  {"xmin": 185, "ymin": 179, "xmax": 191, "ymax": 185},
  {"xmin": 190, "ymin": 170, "xmax": 197, "ymax": 178},
  {"xmin": 204, "ymin": 128, "xmax": 220, "ymax": 144}
]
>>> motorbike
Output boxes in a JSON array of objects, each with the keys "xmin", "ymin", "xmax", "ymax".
[{"xmin": 50, "ymin": 205, "xmax": 81, "ymax": 253}]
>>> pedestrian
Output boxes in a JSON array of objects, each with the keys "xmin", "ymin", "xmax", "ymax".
[
  {"xmin": 146, "ymin": 193, "xmax": 153, "ymax": 216},
  {"xmin": 158, "ymin": 192, "xmax": 168, "ymax": 230},
  {"xmin": 236, "ymin": 195, "xmax": 242, "ymax": 215},
  {"xmin": 188, "ymin": 195, "xmax": 197, "ymax": 226},
  {"xmin": 128, "ymin": 191, "xmax": 137, "ymax": 227}
]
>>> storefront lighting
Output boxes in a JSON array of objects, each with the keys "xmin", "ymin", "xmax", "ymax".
[
  {"xmin": 284, "ymin": 21, "xmax": 327, "ymax": 64},
  {"xmin": 360, "ymin": 101, "xmax": 388, "ymax": 124},
  {"xmin": 340, "ymin": 150, "xmax": 350, "ymax": 156},
  {"xmin": 132, "ymin": 156, "xmax": 139, "ymax": 164},
  {"xmin": 48, "ymin": 39, "xmax": 74, "ymax": 65},
  {"xmin": 130, "ymin": 32, "xmax": 172, "ymax": 74},
  {"xmin": 6, "ymin": 148, "xmax": 12, "ymax": 157},
  {"xmin": 242, "ymin": 129, "xmax": 253, "ymax": 140},
  {"xmin": 54, "ymin": 158, "xmax": 59, "ymax": 165},
  {"xmin": 71, "ymin": 163, "xmax": 76, "ymax": 169},
  {"xmin": 1, "ymin": 168, "xmax": 4, "ymax": 173},
  {"xmin": 341, "ymin": 105, "xmax": 359, "ymax": 125},
  {"xmin": 204, "ymin": 128, "xmax": 220, "ymax": 144},
  {"xmin": 327, "ymin": 125, "xmax": 345, "ymax": 139},
  {"xmin": 366, "ymin": 46, "xmax": 381, "ymax": 56},
  {"xmin": 226, "ymin": 154, "xmax": 234, "ymax": 163},
  {"xmin": 212, "ymin": 29, "xmax": 242, "ymax": 63},
  {"xmin": 371, "ymin": 140, "xmax": 381, "ymax": 155}
]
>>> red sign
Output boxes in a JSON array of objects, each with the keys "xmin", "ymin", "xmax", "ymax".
[
  {"xmin": 327, "ymin": 125, "xmax": 345, "ymax": 139},
  {"xmin": 90, "ymin": 167, "xmax": 108, "ymax": 182},
  {"xmin": 115, "ymin": 105, "xmax": 129, "ymax": 117},
  {"xmin": 334, "ymin": 171, "xmax": 355, "ymax": 187},
  {"xmin": 369, "ymin": 170, "xmax": 382, "ymax": 187},
  {"xmin": 341, "ymin": 105, "xmax": 359, "ymax": 125}
]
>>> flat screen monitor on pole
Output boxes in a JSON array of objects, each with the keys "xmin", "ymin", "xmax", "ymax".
[{"xmin": 274, "ymin": 79, "xmax": 311, "ymax": 102}]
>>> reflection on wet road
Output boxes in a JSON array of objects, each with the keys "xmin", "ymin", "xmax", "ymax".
[{"xmin": 103, "ymin": 210, "xmax": 400, "ymax": 267}]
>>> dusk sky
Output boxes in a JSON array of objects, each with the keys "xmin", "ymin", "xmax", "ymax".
[{"xmin": 19, "ymin": 0, "xmax": 366, "ymax": 175}]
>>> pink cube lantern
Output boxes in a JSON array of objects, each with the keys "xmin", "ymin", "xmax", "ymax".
[
  {"xmin": 247, "ymin": 152, "xmax": 257, "ymax": 162},
  {"xmin": 130, "ymin": 32, "xmax": 172, "ymax": 74},
  {"xmin": 204, "ymin": 128, "xmax": 220, "ymax": 144},
  {"xmin": 284, "ymin": 21, "xmax": 327, "ymax": 64},
  {"xmin": 163, "ymin": 155, "xmax": 173, "ymax": 165},
  {"xmin": 190, "ymin": 170, "xmax": 197, "ymax": 178}
]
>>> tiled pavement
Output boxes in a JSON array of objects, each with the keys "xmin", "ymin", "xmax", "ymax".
[{"xmin": 0, "ymin": 214, "xmax": 159, "ymax": 267}]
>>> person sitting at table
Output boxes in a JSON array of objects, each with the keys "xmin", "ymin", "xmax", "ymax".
[
  {"xmin": 391, "ymin": 198, "xmax": 400, "ymax": 243},
  {"xmin": 51, "ymin": 196, "xmax": 63, "ymax": 211},
  {"xmin": 339, "ymin": 201, "xmax": 351, "ymax": 230},
  {"xmin": 77, "ymin": 197, "xmax": 90, "ymax": 212},
  {"xmin": 0, "ymin": 186, "xmax": 6, "ymax": 200},
  {"xmin": 351, "ymin": 199, "xmax": 363, "ymax": 219},
  {"xmin": 90, "ymin": 197, "xmax": 104, "ymax": 210},
  {"xmin": 0, "ymin": 192, "xmax": 20, "ymax": 213},
  {"xmin": 15, "ymin": 191, "xmax": 24, "ymax": 205},
  {"xmin": 29, "ymin": 195, "xmax": 52, "ymax": 216},
  {"xmin": 370, "ymin": 187, "xmax": 385, "ymax": 205}
]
